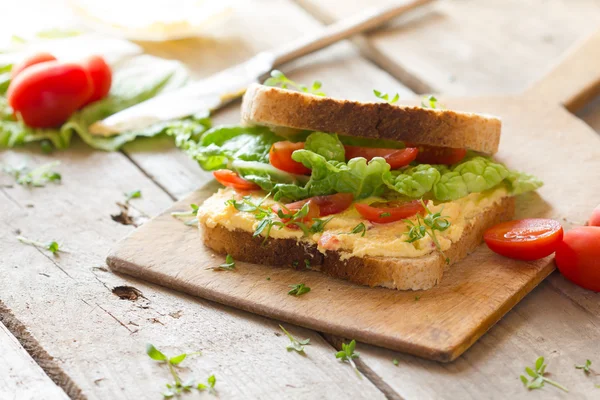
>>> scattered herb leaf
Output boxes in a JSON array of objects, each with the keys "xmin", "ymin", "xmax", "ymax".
[
  {"xmin": 3, "ymin": 161, "xmax": 61, "ymax": 187},
  {"xmin": 373, "ymin": 89, "xmax": 400, "ymax": 104},
  {"xmin": 575, "ymin": 359, "xmax": 592, "ymax": 374},
  {"xmin": 347, "ymin": 222, "xmax": 367, "ymax": 237},
  {"xmin": 336, "ymin": 339, "xmax": 361, "ymax": 378},
  {"xmin": 171, "ymin": 203, "xmax": 200, "ymax": 226},
  {"xmin": 125, "ymin": 190, "xmax": 142, "ymax": 203},
  {"xmin": 17, "ymin": 236, "xmax": 64, "ymax": 255},
  {"xmin": 404, "ymin": 200, "xmax": 451, "ymax": 264},
  {"xmin": 207, "ymin": 254, "xmax": 236, "ymax": 271},
  {"xmin": 279, "ymin": 325, "xmax": 311, "ymax": 353},
  {"xmin": 264, "ymin": 70, "xmax": 325, "ymax": 96},
  {"xmin": 393, "ymin": 359, "xmax": 399, "ymax": 366},
  {"xmin": 520, "ymin": 356, "xmax": 568, "ymax": 392},
  {"xmin": 415, "ymin": 295, "xmax": 421, "ymax": 301},
  {"xmin": 421, "ymin": 95, "xmax": 443, "ymax": 109},
  {"xmin": 146, "ymin": 344, "xmax": 207, "ymax": 398},
  {"xmin": 288, "ymin": 283, "xmax": 311, "ymax": 296}
]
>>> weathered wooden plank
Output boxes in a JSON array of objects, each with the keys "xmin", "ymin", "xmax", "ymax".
[
  {"xmin": 0, "ymin": 144, "xmax": 385, "ymax": 399},
  {"xmin": 0, "ymin": 322, "xmax": 69, "ymax": 400},
  {"xmin": 296, "ymin": 0, "xmax": 600, "ymax": 95}
]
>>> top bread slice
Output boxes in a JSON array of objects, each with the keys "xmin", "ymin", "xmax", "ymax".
[{"xmin": 241, "ymin": 84, "xmax": 502, "ymax": 154}]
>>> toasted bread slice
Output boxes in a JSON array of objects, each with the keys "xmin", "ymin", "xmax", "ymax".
[
  {"xmin": 199, "ymin": 196, "xmax": 514, "ymax": 291},
  {"xmin": 241, "ymin": 84, "xmax": 502, "ymax": 154}
]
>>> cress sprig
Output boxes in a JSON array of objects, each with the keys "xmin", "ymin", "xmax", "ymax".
[
  {"xmin": 3, "ymin": 161, "xmax": 61, "ymax": 187},
  {"xmin": 171, "ymin": 203, "xmax": 200, "ymax": 226},
  {"xmin": 520, "ymin": 356, "xmax": 568, "ymax": 392},
  {"xmin": 373, "ymin": 89, "xmax": 400, "ymax": 104},
  {"xmin": 403, "ymin": 200, "xmax": 451, "ymax": 264},
  {"xmin": 146, "ymin": 344, "xmax": 216, "ymax": 398},
  {"xmin": 336, "ymin": 339, "xmax": 361, "ymax": 378},
  {"xmin": 264, "ymin": 70, "xmax": 326, "ymax": 96},
  {"xmin": 279, "ymin": 325, "xmax": 311, "ymax": 353},
  {"xmin": 17, "ymin": 235, "xmax": 64, "ymax": 255}
]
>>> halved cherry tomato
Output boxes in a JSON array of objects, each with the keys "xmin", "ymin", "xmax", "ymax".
[
  {"xmin": 213, "ymin": 170, "xmax": 260, "ymax": 191},
  {"xmin": 355, "ymin": 200, "xmax": 424, "ymax": 224},
  {"xmin": 80, "ymin": 55, "xmax": 112, "ymax": 105},
  {"xmin": 10, "ymin": 52, "xmax": 57, "ymax": 79},
  {"xmin": 588, "ymin": 204, "xmax": 600, "ymax": 227},
  {"xmin": 286, "ymin": 193, "xmax": 354, "ymax": 217},
  {"xmin": 344, "ymin": 145, "xmax": 418, "ymax": 169},
  {"xmin": 7, "ymin": 61, "xmax": 93, "ymax": 128},
  {"xmin": 483, "ymin": 218, "xmax": 563, "ymax": 260},
  {"xmin": 407, "ymin": 143, "xmax": 467, "ymax": 165},
  {"xmin": 555, "ymin": 226, "xmax": 600, "ymax": 292},
  {"xmin": 269, "ymin": 141, "xmax": 310, "ymax": 175}
]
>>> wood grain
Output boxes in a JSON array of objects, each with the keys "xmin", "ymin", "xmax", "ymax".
[{"xmin": 0, "ymin": 322, "xmax": 69, "ymax": 400}]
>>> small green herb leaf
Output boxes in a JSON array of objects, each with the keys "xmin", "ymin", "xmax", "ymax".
[
  {"xmin": 219, "ymin": 254, "xmax": 236, "ymax": 271},
  {"xmin": 520, "ymin": 356, "xmax": 568, "ymax": 392},
  {"xmin": 336, "ymin": 339, "xmax": 361, "ymax": 378},
  {"xmin": 373, "ymin": 89, "xmax": 400, "ymax": 104},
  {"xmin": 264, "ymin": 70, "xmax": 326, "ymax": 96},
  {"xmin": 414, "ymin": 295, "xmax": 421, "ymax": 301},
  {"xmin": 125, "ymin": 190, "xmax": 141, "ymax": 203},
  {"xmin": 421, "ymin": 95, "xmax": 442, "ymax": 109},
  {"xmin": 146, "ymin": 344, "xmax": 167, "ymax": 361},
  {"xmin": 17, "ymin": 236, "xmax": 64, "ymax": 255},
  {"xmin": 393, "ymin": 359, "xmax": 399, "ymax": 366},
  {"xmin": 575, "ymin": 359, "xmax": 592, "ymax": 374},
  {"xmin": 169, "ymin": 353, "xmax": 187, "ymax": 365},
  {"xmin": 280, "ymin": 325, "xmax": 311, "ymax": 353},
  {"xmin": 288, "ymin": 283, "xmax": 311, "ymax": 296},
  {"xmin": 3, "ymin": 161, "xmax": 62, "ymax": 187},
  {"xmin": 348, "ymin": 222, "xmax": 367, "ymax": 237}
]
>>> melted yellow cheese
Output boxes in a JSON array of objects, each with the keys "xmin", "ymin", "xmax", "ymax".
[{"xmin": 197, "ymin": 187, "xmax": 509, "ymax": 259}]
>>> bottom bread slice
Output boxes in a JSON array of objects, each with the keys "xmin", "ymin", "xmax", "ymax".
[{"xmin": 200, "ymin": 196, "xmax": 515, "ymax": 290}]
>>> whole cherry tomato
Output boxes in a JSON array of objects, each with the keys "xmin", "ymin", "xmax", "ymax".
[
  {"xmin": 555, "ymin": 226, "xmax": 600, "ymax": 292},
  {"xmin": 7, "ymin": 61, "xmax": 93, "ymax": 128},
  {"xmin": 80, "ymin": 55, "xmax": 112, "ymax": 105}
]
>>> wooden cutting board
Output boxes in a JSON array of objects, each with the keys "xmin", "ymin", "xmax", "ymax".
[{"xmin": 107, "ymin": 31, "xmax": 600, "ymax": 362}]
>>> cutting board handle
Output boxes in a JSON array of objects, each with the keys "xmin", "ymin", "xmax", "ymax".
[
  {"xmin": 525, "ymin": 29, "xmax": 600, "ymax": 112},
  {"xmin": 271, "ymin": 0, "xmax": 434, "ymax": 66}
]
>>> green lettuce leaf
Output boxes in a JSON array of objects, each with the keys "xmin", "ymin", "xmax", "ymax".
[
  {"xmin": 304, "ymin": 132, "xmax": 345, "ymax": 161},
  {"xmin": 184, "ymin": 125, "xmax": 283, "ymax": 170},
  {"xmin": 385, "ymin": 156, "xmax": 541, "ymax": 201}
]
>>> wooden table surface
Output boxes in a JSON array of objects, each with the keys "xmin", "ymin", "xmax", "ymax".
[{"xmin": 2, "ymin": 1, "xmax": 600, "ymax": 399}]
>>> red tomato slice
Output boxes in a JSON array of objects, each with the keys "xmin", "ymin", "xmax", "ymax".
[
  {"xmin": 286, "ymin": 193, "xmax": 354, "ymax": 217},
  {"xmin": 589, "ymin": 204, "xmax": 600, "ymax": 227},
  {"xmin": 344, "ymin": 145, "xmax": 418, "ymax": 169},
  {"xmin": 483, "ymin": 219, "xmax": 563, "ymax": 261},
  {"xmin": 555, "ymin": 226, "xmax": 600, "ymax": 292},
  {"xmin": 7, "ymin": 61, "xmax": 93, "ymax": 128},
  {"xmin": 80, "ymin": 55, "xmax": 112, "ymax": 106},
  {"xmin": 269, "ymin": 141, "xmax": 310, "ymax": 175},
  {"xmin": 11, "ymin": 52, "xmax": 57, "ymax": 79},
  {"xmin": 272, "ymin": 202, "xmax": 321, "ymax": 227},
  {"xmin": 355, "ymin": 200, "xmax": 424, "ymax": 224},
  {"xmin": 213, "ymin": 170, "xmax": 260, "ymax": 192},
  {"xmin": 407, "ymin": 143, "xmax": 467, "ymax": 165}
]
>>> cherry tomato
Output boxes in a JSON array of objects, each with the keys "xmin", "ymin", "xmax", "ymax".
[
  {"xmin": 286, "ymin": 193, "xmax": 354, "ymax": 217},
  {"xmin": 355, "ymin": 200, "xmax": 424, "ymax": 224},
  {"xmin": 484, "ymin": 219, "xmax": 563, "ymax": 260},
  {"xmin": 589, "ymin": 204, "xmax": 600, "ymax": 227},
  {"xmin": 407, "ymin": 144, "xmax": 467, "ymax": 165},
  {"xmin": 555, "ymin": 227, "xmax": 600, "ymax": 292},
  {"xmin": 344, "ymin": 145, "xmax": 418, "ymax": 169},
  {"xmin": 80, "ymin": 55, "xmax": 112, "ymax": 105},
  {"xmin": 269, "ymin": 141, "xmax": 310, "ymax": 175},
  {"xmin": 272, "ymin": 201, "xmax": 320, "ymax": 226},
  {"xmin": 10, "ymin": 52, "xmax": 57, "ymax": 79},
  {"xmin": 213, "ymin": 170, "xmax": 260, "ymax": 192},
  {"xmin": 7, "ymin": 61, "xmax": 93, "ymax": 128}
]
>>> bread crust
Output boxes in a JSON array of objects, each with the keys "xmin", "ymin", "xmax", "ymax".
[
  {"xmin": 241, "ymin": 84, "xmax": 502, "ymax": 154},
  {"xmin": 200, "ymin": 197, "xmax": 515, "ymax": 290}
]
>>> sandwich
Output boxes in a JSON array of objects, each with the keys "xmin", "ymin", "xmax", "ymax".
[{"xmin": 193, "ymin": 77, "xmax": 542, "ymax": 290}]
